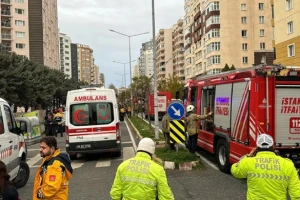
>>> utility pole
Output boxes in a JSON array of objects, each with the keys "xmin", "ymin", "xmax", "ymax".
[{"xmin": 152, "ymin": 0, "xmax": 159, "ymax": 139}]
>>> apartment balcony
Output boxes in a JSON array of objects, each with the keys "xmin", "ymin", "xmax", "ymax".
[
  {"xmin": 1, "ymin": 0, "xmax": 11, "ymax": 5},
  {"xmin": 1, "ymin": 10, "xmax": 12, "ymax": 17},
  {"xmin": 1, "ymin": 33, "xmax": 11, "ymax": 40},
  {"xmin": 1, "ymin": 21, "xmax": 11, "ymax": 29},
  {"xmin": 0, "ymin": 45, "xmax": 11, "ymax": 51}
]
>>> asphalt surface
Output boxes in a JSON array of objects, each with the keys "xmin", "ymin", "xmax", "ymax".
[{"xmin": 18, "ymin": 121, "xmax": 247, "ymax": 200}]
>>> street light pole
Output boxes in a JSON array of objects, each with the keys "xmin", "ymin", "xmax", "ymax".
[
  {"xmin": 152, "ymin": 0, "xmax": 159, "ymax": 139},
  {"xmin": 110, "ymin": 29, "xmax": 149, "ymax": 117}
]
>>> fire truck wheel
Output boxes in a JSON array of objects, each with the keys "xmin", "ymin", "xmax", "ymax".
[{"xmin": 216, "ymin": 139, "xmax": 231, "ymax": 174}]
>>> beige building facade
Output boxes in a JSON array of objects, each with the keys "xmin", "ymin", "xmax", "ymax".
[
  {"xmin": 273, "ymin": 0, "xmax": 300, "ymax": 66},
  {"xmin": 1, "ymin": 0, "xmax": 29, "ymax": 57},
  {"xmin": 172, "ymin": 19, "xmax": 185, "ymax": 82},
  {"xmin": 59, "ymin": 32, "xmax": 72, "ymax": 78},
  {"xmin": 94, "ymin": 65, "xmax": 99, "ymax": 84},
  {"xmin": 184, "ymin": 0, "xmax": 274, "ymax": 80},
  {"xmin": 156, "ymin": 28, "xmax": 174, "ymax": 82},
  {"xmin": 77, "ymin": 44, "xmax": 94, "ymax": 84},
  {"xmin": 28, "ymin": 0, "xmax": 59, "ymax": 69}
]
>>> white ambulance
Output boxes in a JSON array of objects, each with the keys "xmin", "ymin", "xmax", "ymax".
[
  {"xmin": 0, "ymin": 98, "xmax": 29, "ymax": 188},
  {"xmin": 65, "ymin": 87, "xmax": 121, "ymax": 160}
]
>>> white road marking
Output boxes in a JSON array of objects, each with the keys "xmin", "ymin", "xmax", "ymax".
[
  {"xmin": 95, "ymin": 160, "xmax": 111, "ymax": 168},
  {"xmin": 27, "ymin": 154, "xmax": 42, "ymax": 167},
  {"xmin": 124, "ymin": 121, "xmax": 137, "ymax": 152},
  {"xmin": 121, "ymin": 141, "xmax": 132, "ymax": 144},
  {"xmin": 71, "ymin": 160, "xmax": 85, "ymax": 169},
  {"xmin": 123, "ymin": 147, "xmax": 135, "ymax": 161},
  {"xmin": 196, "ymin": 152, "xmax": 219, "ymax": 170}
]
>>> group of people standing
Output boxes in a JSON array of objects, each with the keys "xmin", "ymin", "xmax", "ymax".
[
  {"xmin": 44, "ymin": 108, "xmax": 64, "ymax": 137},
  {"xmin": 119, "ymin": 105, "xmax": 131, "ymax": 121}
]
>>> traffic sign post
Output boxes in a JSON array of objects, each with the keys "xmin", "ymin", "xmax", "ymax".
[{"xmin": 167, "ymin": 101, "xmax": 185, "ymax": 120}]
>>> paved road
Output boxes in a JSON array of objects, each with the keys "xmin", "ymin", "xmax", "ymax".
[{"xmin": 18, "ymin": 121, "xmax": 247, "ymax": 200}]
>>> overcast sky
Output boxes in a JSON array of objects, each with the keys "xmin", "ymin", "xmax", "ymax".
[{"xmin": 57, "ymin": 0, "xmax": 184, "ymax": 88}]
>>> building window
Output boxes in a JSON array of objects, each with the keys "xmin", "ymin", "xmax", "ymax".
[
  {"xmin": 241, "ymin": 3, "xmax": 247, "ymax": 11},
  {"xmin": 207, "ymin": 42, "xmax": 221, "ymax": 53},
  {"xmin": 15, "ymin": 20, "xmax": 25, "ymax": 26},
  {"xmin": 242, "ymin": 30, "xmax": 247, "ymax": 37},
  {"xmin": 15, "ymin": 31, "xmax": 25, "ymax": 38},
  {"xmin": 259, "ymin": 3, "xmax": 264, "ymax": 10},
  {"xmin": 287, "ymin": 21, "xmax": 293, "ymax": 34},
  {"xmin": 241, "ymin": 17, "xmax": 247, "ymax": 24},
  {"xmin": 259, "ymin": 16, "xmax": 264, "ymax": 23},
  {"xmin": 15, "ymin": 8, "xmax": 25, "ymax": 15},
  {"xmin": 15, "ymin": 0, "xmax": 25, "ymax": 2},
  {"xmin": 243, "ymin": 57, "xmax": 248, "ymax": 64},
  {"xmin": 286, "ymin": 0, "xmax": 293, "ymax": 10},
  {"xmin": 260, "ymin": 29, "xmax": 265, "ymax": 37},
  {"xmin": 65, "ymin": 45, "xmax": 69, "ymax": 48},
  {"xmin": 207, "ymin": 55, "xmax": 221, "ymax": 66},
  {"xmin": 260, "ymin": 43, "xmax": 265, "ymax": 50},
  {"xmin": 242, "ymin": 43, "xmax": 248, "ymax": 51},
  {"xmin": 287, "ymin": 44, "xmax": 295, "ymax": 57},
  {"xmin": 16, "ymin": 43, "xmax": 25, "ymax": 49},
  {"xmin": 65, "ymin": 51, "xmax": 69, "ymax": 54},
  {"xmin": 206, "ymin": 15, "xmax": 220, "ymax": 27}
]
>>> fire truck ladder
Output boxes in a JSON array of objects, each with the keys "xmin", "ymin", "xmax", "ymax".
[{"xmin": 193, "ymin": 64, "xmax": 284, "ymax": 81}]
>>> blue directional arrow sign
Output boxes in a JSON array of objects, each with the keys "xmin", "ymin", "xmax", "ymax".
[{"xmin": 167, "ymin": 102, "xmax": 185, "ymax": 120}]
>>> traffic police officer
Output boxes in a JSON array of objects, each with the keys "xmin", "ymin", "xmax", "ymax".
[
  {"xmin": 231, "ymin": 133, "xmax": 300, "ymax": 199},
  {"xmin": 110, "ymin": 138, "xmax": 174, "ymax": 200}
]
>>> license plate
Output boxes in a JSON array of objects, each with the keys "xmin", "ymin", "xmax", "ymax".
[{"xmin": 76, "ymin": 144, "xmax": 91, "ymax": 149}]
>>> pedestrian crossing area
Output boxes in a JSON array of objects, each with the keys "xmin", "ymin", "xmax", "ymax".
[{"xmin": 26, "ymin": 147, "xmax": 135, "ymax": 169}]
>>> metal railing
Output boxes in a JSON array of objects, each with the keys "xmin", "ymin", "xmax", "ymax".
[
  {"xmin": 1, "ymin": 21, "xmax": 11, "ymax": 27},
  {"xmin": 1, "ymin": 10, "xmax": 11, "ymax": 16},
  {"xmin": 1, "ymin": 33, "xmax": 11, "ymax": 39},
  {"xmin": 1, "ymin": 0, "xmax": 11, "ymax": 4}
]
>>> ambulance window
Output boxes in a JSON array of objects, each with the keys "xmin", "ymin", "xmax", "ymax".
[
  {"xmin": 0, "ymin": 107, "xmax": 4, "ymax": 134},
  {"xmin": 70, "ymin": 104, "xmax": 90, "ymax": 126},
  {"xmin": 4, "ymin": 106, "xmax": 17, "ymax": 134},
  {"xmin": 95, "ymin": 103, "xmax": 113, "ymax": 124}
]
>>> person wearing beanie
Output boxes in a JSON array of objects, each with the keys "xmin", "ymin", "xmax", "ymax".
[
  {"xmin": 231, "ymin": 133, "xmax": 300, "ymax": 199},
  {"xmin": 110, "ymin": 138, "xmax": 174, "ymax": 200}
]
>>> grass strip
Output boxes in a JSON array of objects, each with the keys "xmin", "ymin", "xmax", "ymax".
[
  {"xmin": 129, "ymin": 116, "xmax": 164, "ymax": 141},
  {"xmin": 155, "ymin": 146, "xmax": 203, "ymax": 169}
]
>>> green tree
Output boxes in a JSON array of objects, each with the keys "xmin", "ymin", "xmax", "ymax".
[
  {"xmin": 108, "ymin": 84, "xmax": 118, "ymax": 96},
  {"xmin": 222, "ymin": 63, "xmax": 230, "ymax": 72},
  {"xmin": 157, "ymin": 75, "xmax": 184, "ymax": 98},
  {"xmin": 231, "ymin": 65, "xmax": 236, "ymax": 70}
]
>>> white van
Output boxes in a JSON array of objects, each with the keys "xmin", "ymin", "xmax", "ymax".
[
  {"xmin": 65, "ymin": 87, "xmax": 121, "ymax": 160},
  {"xmin": 0, "ymin": 98, "xmax": 29, "ymax": 188}
]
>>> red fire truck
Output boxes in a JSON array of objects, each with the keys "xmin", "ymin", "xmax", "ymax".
[
  {"xmin": 144, "ymin": 92, "xmax": 172, "ymax": 120},
  {"xmin": 183, "ymin": 64, "xmax": 300, "ymax": 173}
]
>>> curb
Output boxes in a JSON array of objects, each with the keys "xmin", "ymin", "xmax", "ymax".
[{"xmin": 126, "ymin": 117, "xmax": 164, "ymax": 165}]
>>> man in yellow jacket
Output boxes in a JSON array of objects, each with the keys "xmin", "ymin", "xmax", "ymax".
[
  {"xmin": 110, "ymin": 138, "xmax": 174, "ymax": 200},
  {"xmin": 231, "ymin": 133, "xmax": 300, "ymax": 200},
  {"xmin": 33, "ymin": 136, "xmax": 73, "ymax": 200},
  {"xmin": 53, "ymin": 108, "xmax": 63, "ymax": 137}
]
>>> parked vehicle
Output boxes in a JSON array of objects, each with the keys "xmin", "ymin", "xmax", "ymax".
[
  {"xmin": 0, "ymin": 98, "xmax": 30, "ymax": 188},
  {"xmin": 65, "ymin": 87, "xmax": 121, "ymax": 160},
  {"xmin": 183, "ymin": 65, "xmax": 300, "ymax": 173},
  {"xmin": 144, "ymin": 92, "xmax": 172, "ymax": 120}
]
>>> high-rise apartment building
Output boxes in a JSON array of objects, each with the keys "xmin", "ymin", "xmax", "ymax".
[
  {"xmin": 59, "ymin": 33, "xmax": 72, "ymax": 78},
  {"xmin": 138, "ymin": 40, "xmax": 154, "ymax": 77},
  {"xmin": 71, "ymin": 43, "xmax": 78, "ymax": 81},
  {"xmin": 172, "ymin": 19, "xmax": 185, "ymax": 82},
  {"xmin": 156, "ymin": 28, "xmax": 174, "ymax": 82},
  {"xmin": 99, "ymin": 73, "xmax": 105, "ymax": 86},
  {"xmin": 94, "ymin": 65, "xmax": 99, "ymax": 84},
  {"xmin": 28, "ymin": 0, "xmax": 59, "ymax": 69},
  {"xmin": 77, "ymin": 44, "xmax": 94, "ymax": 84},
  {"xmin": 273, "ymin": 0, "xmax": 300, "ymax": 66},
  {"xmin": 133, "ymin": 63, "xmax": 139, "ymax": 78},
  {"xmin": 184, "ymin": 0, "xmax": 274, "ymax": 80},
  {"xmin": 1, "ymin": 0, "xmax": 29, "ymax": 57}
]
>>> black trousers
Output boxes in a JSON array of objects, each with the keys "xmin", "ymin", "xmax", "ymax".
[{"xmin": 188, "ymin": 134, "xmax": 198, "ymax": 153}]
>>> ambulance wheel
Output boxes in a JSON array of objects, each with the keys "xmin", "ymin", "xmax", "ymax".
[
  {"xmin": 216, "ymin": 139, "xmax": 231, "ymax": 174},
  {"xmin": 13, "ymin": 161, "xmax": 30, "ymax": 189}
]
